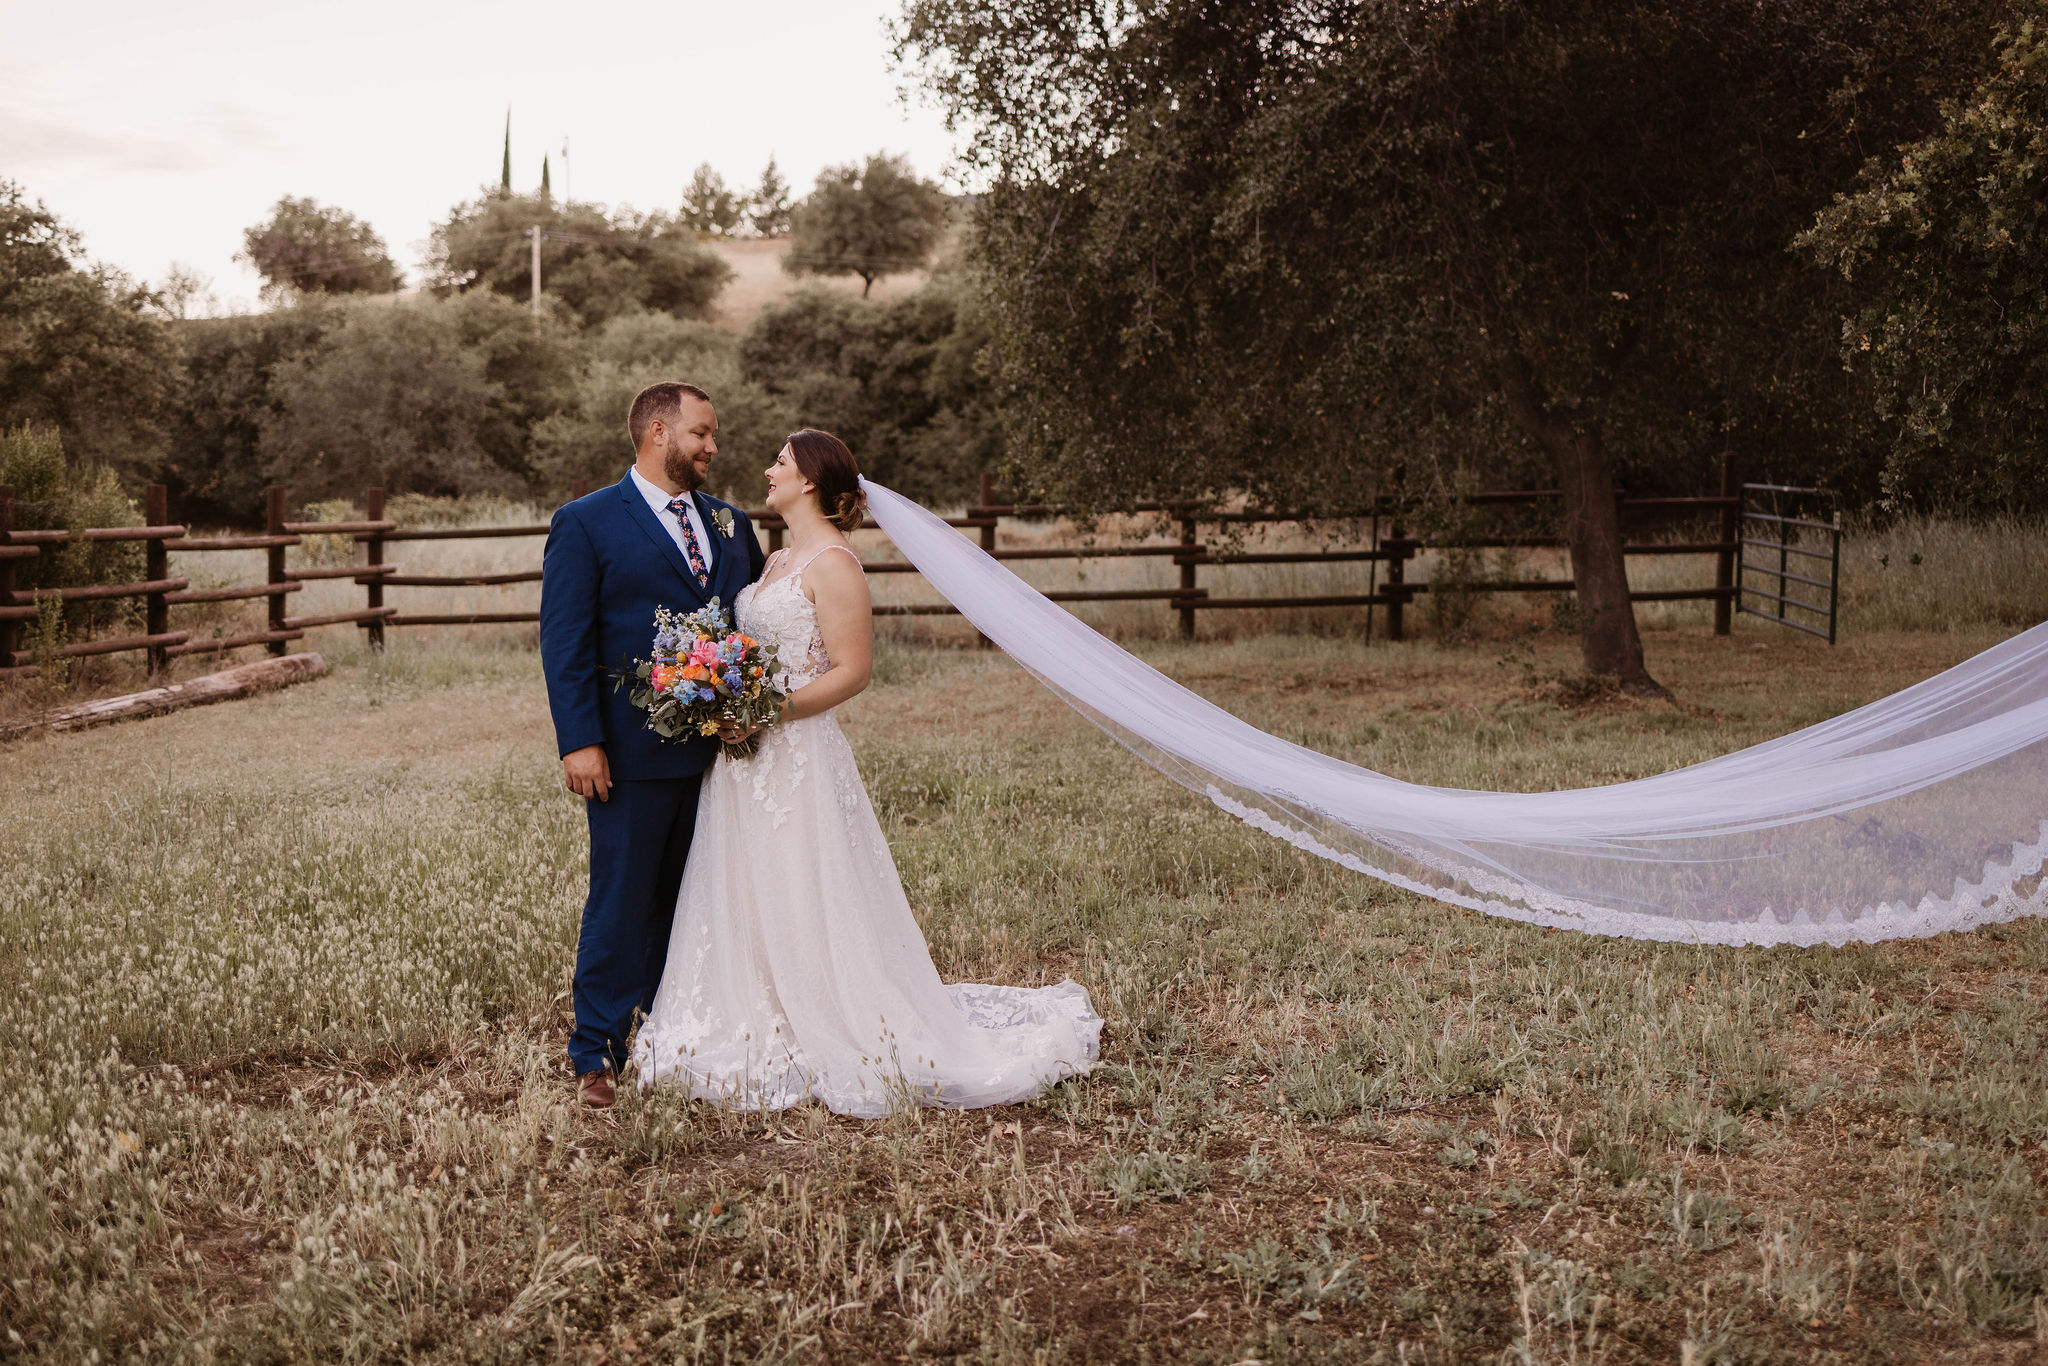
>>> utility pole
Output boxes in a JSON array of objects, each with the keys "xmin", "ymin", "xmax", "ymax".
[{"xmin": 528, "ymin": 225, "xmax": 541, "ymax": 317}]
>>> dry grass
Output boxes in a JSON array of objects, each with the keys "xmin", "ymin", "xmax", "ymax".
[
  {"xmin": 4, "ymin": 618, "xmax": 2046, "ymax": 1363},
  {"xmin": 700, "ymin": 238, "xmax": 933, "ymax": 332}
]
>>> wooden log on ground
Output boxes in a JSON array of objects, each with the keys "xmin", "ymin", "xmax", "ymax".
[{"xmin": 0, "ymin": 653, "xmax": 327, "ymax": 739}]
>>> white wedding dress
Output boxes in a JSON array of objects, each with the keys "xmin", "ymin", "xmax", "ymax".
[{"xmin": 633, "ymin": 545, "xmax": 1102, "ymax": 1116}]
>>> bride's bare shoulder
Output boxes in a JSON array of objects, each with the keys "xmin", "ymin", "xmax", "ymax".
[{"xmin": 802, "ymin": 543, "xmax": 869, "ymax": 602}]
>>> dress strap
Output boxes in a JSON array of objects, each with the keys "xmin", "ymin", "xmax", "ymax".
[{"xmin": 791, "ymin": 543, "xmax": 863, "ymax": 580}]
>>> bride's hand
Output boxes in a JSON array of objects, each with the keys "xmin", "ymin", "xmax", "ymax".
[{"xmin": 716, "ymin": 715, "xmax": 762, "ymax": 745}]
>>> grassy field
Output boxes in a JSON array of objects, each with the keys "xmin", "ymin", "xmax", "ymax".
[{"xmin": 4, "ymin": 618, "xmax": 2045, "ymax": 1364}]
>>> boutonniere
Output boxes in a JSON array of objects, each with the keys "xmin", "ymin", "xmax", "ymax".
[{"xmin": 711, "ymin": 507, "xmax": 735, "ymax": 539}]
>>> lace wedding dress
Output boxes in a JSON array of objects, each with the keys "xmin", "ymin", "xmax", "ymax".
[{"xmin": 633, "ymin": 545, "xmax": 1103, "ymax": 1116}]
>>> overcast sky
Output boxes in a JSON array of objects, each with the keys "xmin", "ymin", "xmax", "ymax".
[{"xmin": 2, "ymin": 0, "xmax": 960, "ymax": 311}]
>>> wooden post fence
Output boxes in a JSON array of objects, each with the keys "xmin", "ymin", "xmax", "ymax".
[
  {"xmin": 1714, "ymin": 451, "xmax": 1738, "ymax": 636},
  {"xmin": 364, "ymin": 487, "xmax": 387, "ymax": 653},
  {"xmin": 264, "ymin": 487, "xmax": 289, "ymax": 655},
  {"xmin": 145, "ymin": 485, "xmax": 170, "ymax": 676},
  {"xmin": 0, "ymin": 485, "xmax": 17, "ymax": 674},
  {"xmin": 1, "ymin": 467, "xmax": 1766, "ymax": 683},
  {"xmin": 1383, "ymin": 535, "xmax": 1412, "ymax": 642},
  {"xmin": 976, "ymin": 473, "xmax": 997, "ymax": 648}
]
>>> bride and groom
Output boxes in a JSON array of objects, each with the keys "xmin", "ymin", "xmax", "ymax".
[{"xmin": 538, "ymin": 381, "xmax": 1102, "ymax": 1115}]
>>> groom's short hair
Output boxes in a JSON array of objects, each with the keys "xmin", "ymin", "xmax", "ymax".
[{"xmin": 629, "ymin": 381, "xmax": 713, "ymax": 449}]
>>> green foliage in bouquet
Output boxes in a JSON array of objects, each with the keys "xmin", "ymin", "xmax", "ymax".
[{"xmin": 610, "ymin": 599, "xmax": 788, "ymax": 760}]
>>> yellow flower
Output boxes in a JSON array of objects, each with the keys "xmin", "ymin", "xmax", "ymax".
[{"xmin": 698, "ymin": 721, "xmax": 721, "ymax": 737}]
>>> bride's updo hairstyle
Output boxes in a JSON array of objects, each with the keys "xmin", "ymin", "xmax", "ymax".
[{"xmin": 787, "ymin": 428, "xmax": 866, "ymax": 534}]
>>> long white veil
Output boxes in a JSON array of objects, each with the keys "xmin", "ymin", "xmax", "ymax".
[{"xmin": 860, "ymin": 477, "xmax": 2048, "ymax": 946}]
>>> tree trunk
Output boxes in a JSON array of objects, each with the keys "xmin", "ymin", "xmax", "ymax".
[
  {"xmin": 1552, "ymin": 422, "xmax": 1662, "ymax": 692},
  {"xmin": 1501, "ymin": 360, "xmax": 1665, "ymax": 696}
]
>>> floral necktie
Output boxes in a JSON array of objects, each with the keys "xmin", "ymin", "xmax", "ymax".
[{"xmin": 664, "ymin": 496, "xmax": 710, "ymax": 587}]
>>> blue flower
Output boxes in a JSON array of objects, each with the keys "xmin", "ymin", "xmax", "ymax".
[
  {"xmin": 697, "ymin": 687, "xmax": 717, "ymax": 703},
  {"xmin": 723, "ymin": 668, "xmax": 742, "ymax": 691}
]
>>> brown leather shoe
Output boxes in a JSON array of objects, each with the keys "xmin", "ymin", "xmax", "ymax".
[{"xmin": 576, "ymin": 1069, "xmax": 615, "ymax": 1109}]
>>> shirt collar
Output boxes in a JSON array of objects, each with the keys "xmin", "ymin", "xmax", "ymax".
[{"xmin": 629, "ymin": 465, "xmax": 691, "ymax": 514}]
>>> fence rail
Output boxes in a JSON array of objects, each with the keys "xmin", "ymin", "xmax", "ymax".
[{"xmin": 1, "ymin": 454, "xmax": 1767, "ymax": 679}]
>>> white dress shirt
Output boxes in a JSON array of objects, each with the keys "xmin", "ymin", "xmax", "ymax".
[{"xmin": 629, "ymin": 466, "xmax": 715, "ymax": 572}]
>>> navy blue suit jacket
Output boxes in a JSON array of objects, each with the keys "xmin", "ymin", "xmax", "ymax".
[{"xmin": 540, "ymin": 473, "xmax": 767, "ymax": 781}]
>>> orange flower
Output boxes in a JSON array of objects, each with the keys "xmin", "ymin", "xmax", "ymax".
[{"xmin": 681, "ymin": 663, "xmax": 712, "ymax": 682}]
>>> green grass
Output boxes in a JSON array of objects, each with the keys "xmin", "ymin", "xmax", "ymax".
[{"xmin": 4, "ymin": 623, "xmax": 2047, "ymax": 1362}]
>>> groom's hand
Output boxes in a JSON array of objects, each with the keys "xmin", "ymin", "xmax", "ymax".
[{"xmin": 562, "ymin": 745, "xmax": 611, "ymax": 802}]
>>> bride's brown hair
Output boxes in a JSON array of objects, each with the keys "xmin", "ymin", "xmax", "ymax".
[{"xmin": 786, "ymin": 429, "xmax": 866, "ymax": 534}]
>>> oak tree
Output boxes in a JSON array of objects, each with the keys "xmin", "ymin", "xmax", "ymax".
[
  {"xmin": 785, "ymin": 153, "xmax": 950, "ymax": 298},
  {"xmin": 240, "ymin": 196, "xmax": 403, "ymax": 297},
  {"xmin": 896, "ymin": 0, "xmax": 2004, "ymax": 688}
]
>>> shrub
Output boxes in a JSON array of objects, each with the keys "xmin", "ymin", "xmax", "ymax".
[
  {"xmin": 739, "ymin": 281, "xmax": 996, "ymax": 503},
  {"xmin": 0, "ymin": 422, "xmax": 141, "ymax": 622},
  {"xmin": 528, "ymin": 311, "xmax": 796, "ymax": 506}
]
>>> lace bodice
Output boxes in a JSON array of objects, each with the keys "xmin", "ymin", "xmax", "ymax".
[{"xmin": 736, "ymin": 547, "xmax": 856, "ymax": 690}]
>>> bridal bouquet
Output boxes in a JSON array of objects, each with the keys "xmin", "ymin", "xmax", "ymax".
[{"xmin": 615, "ymin": 600, "xmax": 785, "ymax": 759}]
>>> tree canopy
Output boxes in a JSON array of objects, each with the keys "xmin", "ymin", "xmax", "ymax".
[
  {"xmin": 785, "ymin": 153, "xmax": 951, "ymax": 297},
  {"xmin": 0, "ymin": 181, "xmax": 176, "ymax": 479},
  {"xmin": 1801, "ymin": 2, "xmax": 2048, "ymax": 512},
  {"xmin": 428, "ymin": 192, "xmax": 730, "ymax": 328},
  {"xmin": 749, "ymin": 156, "xmax": 794, "ymax": 237},
  {"xmin": 896, "ymin": 0, "xmax": 2007, "ymax": 685},
  {"xmin": 680, "ymin": 164, "xmax": 746, "ymax": 237},
  {"xmin": 240, "ymin": 195, "xmax": 403, "ymax": 297},
  {"xmin": 740, "ymin": 282, "xmax": 997, "ymax": 501},
  {"xmin": 260, "ymin": 292, "xmax": 577, "ymax": 500}
]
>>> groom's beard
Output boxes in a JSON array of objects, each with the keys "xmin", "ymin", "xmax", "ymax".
[{"xmin": 663, "ymin": 442, "xmax": 707, "ymax": 492}]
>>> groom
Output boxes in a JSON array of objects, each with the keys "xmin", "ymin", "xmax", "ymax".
[{"xmin": 539, "ymin": 381, "xmax": 766, "ymax": 1108}]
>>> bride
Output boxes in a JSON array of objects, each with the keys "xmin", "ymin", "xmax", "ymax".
[{"xmin": 632, "ymin": 430, "xmax": 1102, "ymax": 1116}]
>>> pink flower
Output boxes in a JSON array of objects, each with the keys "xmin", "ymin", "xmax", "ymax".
[{"xmin": 688, "ymin": 639, "xmax": 721, "ymax": 667}]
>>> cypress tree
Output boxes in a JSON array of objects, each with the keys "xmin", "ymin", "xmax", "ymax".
[
  {"xmin": 541, "ymin": 155, "xmax": 551, "ymax": 200},
  {"xmin": 499, "ymin": 111, "xmax": 512, "ymax": 197}
]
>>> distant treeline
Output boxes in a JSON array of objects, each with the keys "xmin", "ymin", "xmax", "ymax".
[
  {"xmin": 1, "ymin": 157, "xmax": 971, "ymax": 523},
  {"xmin": 160, "ymin": 278, "xmax": 995, "ymax": 521}
]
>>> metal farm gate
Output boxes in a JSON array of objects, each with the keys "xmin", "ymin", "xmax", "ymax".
[{"xmin": 1737, "ymin": 482, "xmax": 1841, "ymax": 643}]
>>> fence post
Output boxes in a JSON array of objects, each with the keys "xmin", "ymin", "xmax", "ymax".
[
  {"xmin": 145, "ymin": 484, "xmax": 170, "ymax": 676},
  {"xmin": 266, "ymin": 486, "xmax": 289, "ymax": 656},
  {"xmin": 569, "ymin": 479, "xmax": 589, "ymax": 501},
  {"xmin": 1383, "ymin": 465, "xmax": 1408, "ymax": 642},
  {"xmin": 976, "ymin": 473, "xmax": 997, "ymax": 649},
  {"xmin": 1714, "ymin": 451, "xmax": 1737, "ymax": 635},
  {"xmin": 1383, "ymin": 538, "xmax": 1410, "ymax": 642},
  {"xmin": 0, "ymin": 485, "xmax": 16, "ymax": 670},
  {"xmin": 1178, "ymin": 512, "xmax": 1199, "ymax": 640},
  {"xmin": 364, "ymin": 486, "xmax": 386, "ymax": 653}
]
